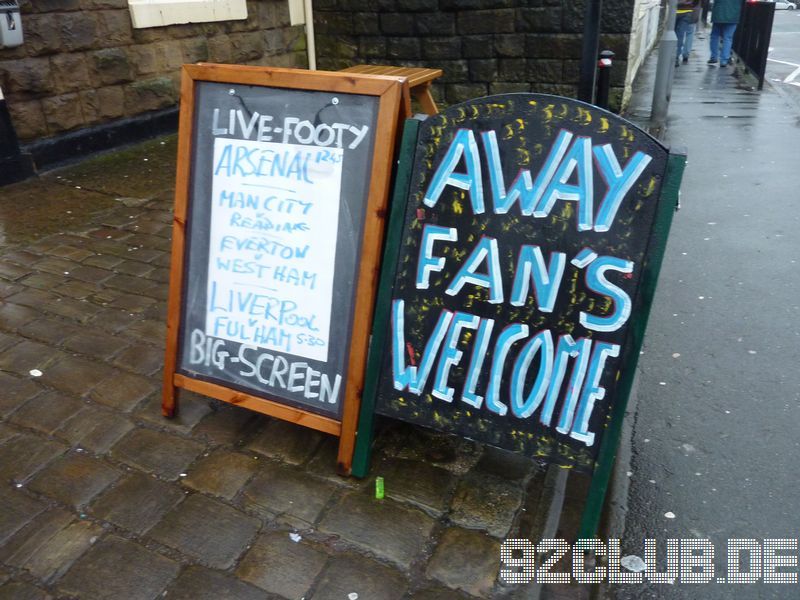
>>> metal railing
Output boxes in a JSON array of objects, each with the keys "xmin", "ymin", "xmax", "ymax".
[{"xmin": 732, "ymin": 0, "xmax": 776, "ymax": 90}]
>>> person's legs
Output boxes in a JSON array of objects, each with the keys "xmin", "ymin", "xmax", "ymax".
[
  {"xmin": 720, "ymin": 22, "xmax": 738, "ymax": 64},
  {"xmin": 675, "ymin": 14, "xmax": 690, "ymax": 60},
  {"xmin": 683, "ymin": 22, "xmax": 696, "ymax": 59},
  {"xmin": 709, "ymin": 22, "xmax": 721, "ymax": 62}
]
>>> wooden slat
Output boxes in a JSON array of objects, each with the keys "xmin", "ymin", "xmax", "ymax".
[
  {"xmin": 335, "ymin": 78, "xmax": 404, "ymax": 474},
  {"xmin": 174, "ymin": 374, "xmax": 342, "ymax": 436},
  {"xmin": 186, "ymin": 63, "xmax": 402, "ymax": 97},
  {"xmin": 162, "ymin": 67, "xmax": 197, "ymax": 418}
]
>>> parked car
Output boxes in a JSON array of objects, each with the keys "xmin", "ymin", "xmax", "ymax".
[{"xmin": 773, "ymin": 0, "xmax": 796, "ymax": 9}]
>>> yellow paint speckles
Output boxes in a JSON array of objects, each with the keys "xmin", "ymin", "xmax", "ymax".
[
  {"xmin": 543, "ymin": 104, "xmax": 555, "ymax": 120},
  {"xmin": 517, "ymin": 147, "xmax": 530, "ymax": 166},
  {"xmin": 502, "ymin": 123, "xmax": 514, "ymax": 140},
  {"xmin": 452, "ymin": 197, "xmax": 463, "ymax": 214},
  {"xmin": 575, "ymin": 107, "xmax": 592, "ymax": 126},
  {"xmin": 599, "ymin": 117, "xmax": 609, "ymax": 132},
  {"xmin": 641, "ymin": 176, "xmax": 657, "ymax": 198}
]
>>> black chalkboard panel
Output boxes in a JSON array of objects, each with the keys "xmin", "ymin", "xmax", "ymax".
[
  {"xmin": 373, "ymin": 94, "xmax": 670, "ymax": 471},
  {"xmin": 176, "ymin": 80, "xmax": 378, "ymax": 420}
]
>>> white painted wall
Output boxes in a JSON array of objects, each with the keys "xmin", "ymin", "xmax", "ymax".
[
  {"xmin": 624, "ymin": 0, "xmax": 662, "ymax": 107},
  {"xmin": 128, "ymin": 0, "xmax": 248, "ymax": 29}
]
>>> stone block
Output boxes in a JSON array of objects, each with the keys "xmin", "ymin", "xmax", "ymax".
[
  {"xmin": 240, "ymin": 462, "xmax": 336, "ymax": 525},
  {"xmin": 191, "ymin": 403, "xmax": 259, "ymax": 445},
  {"xmin": 236, "ymin": 531, "xmax": 327, "ymax": 597},
  {"xmin": 230, "ymin": 31, "xmax": 265, "ymax": 63},
  {"xmin": 64, "ymin": 330, "xmax": 130, "ymax": 360},
  {"xmin": 435, "ymin": 59, "xmax": 469, "ymax": 83},
  {"xmin": 58, "ymin": 535, "xmax": 179, "ymax": 599},
  {"xmin": 526, "ymin": 33, "xmax": 582, "ymax": 59},
  {"xmin": 207, "ymin": 34, "xmax": 233, "ymax": 63},
  {"xmin": 28, "ymin": 452, "xmax": 120, "ymax": 508},
  {"xmin": 490, "ymin": 82, "xmax": 532, "ymax": 94},
  {"xmin": 421, "ymin": 37, "xmax": 461, "ymax": 60},
  {"xmin": 55, "ymin": 405, "xmax": 134, "ymax": 454},
  {"xmin": 445, "ymin": 82, "xmax": 488, "ymax": 103},
  {"xmin": 319, "ymin": 493, "xmax": 435, "ymax": 568},
  {"xmin": 380, "ymin": 424, "xmax": 481, "ymax": 474},
  {"xmin": 449, "ymin": 472, "xmax": 524, "ymax": 538},
  {"xmin": 127, "ymin": 44, "xmax": 158, "ymax": 75},
  {"xmin": 90, "ymin": 48, "xmax": 133, "ymax": 85},
  {"xmin": 89, "ymin": 472, "xmax": 185, "ymax": 534},
  {"xmin": 81, "ymin": 0, "xmax": 129, "ymax": 7},
  {"xmin": 246, "ymin": 419, "xmax": 324, "ymax": 465},
  {"xmin": 123, "ymin": 77, "xmax": 179, "ymax": 113},
  {"xmin": 148, "ymin": 494, "xmax": 259, "ymax": 568},
  {"xmin": 314, "ymin": 11, "xmax": 353, "ymax": 35},
  {"xmin": 495, "ymin": 33, "xmax": 526, "ymax": 57},
  {"xmin": 312, "ymin": 554, "xmax": 407, "ymax": 600},
  {"xmin": 0, "ymin": 485, "xmax": 47, "ymax": 545},
  {"xmin": 441, "ymin": 0, "xmax": 514, "ymax": 8},
  {"xmin": 377, "ymin": 457, "xmax": 457, "ymax": 514},
  {"xmin": 353, "ymin": 12, "xmax": 380, "ymax": 35},
  {"xmin": 0, "ymin": 507, "xmax": 73, "ymax": 568},
  {"xmin": 380, "ymin": 12, "xmax": 415, "ymax": 35},
  {"xmin": 398, "ymin": 0, "xmax": 438, "ymax": 10},
  {"xmin": 89, "ymin": 370, "xmax": 156, "ymax": 412},
  {"xmin": 426, "ymin": 527, "xmax": 501, "ymax": 597},
  {"xmin": 0, "ymin": 433, "xmax": 67, "ymax": 484},
  {"xmin": 499, "ymin": 58, "xmax": 527, "ymax": 82},
  {"xmin": 152, "ymin": 40, "xmax": 185, "ymax": 72},
  {"xmin": 469, "ymin": 58, "xmax": 499, "ymax": 83},
  {"xmin": 136, "ymin": 393, "xmax": 213, "ymax": 434},
  {"xmin": 387, "ymin": 37, "xmax": 421, "ymax": 60},
  {"xmin": 165, "ymin": 565, "xmax": 265, "ymax": 600},
  {"xmin": 0, "ymin": 372, "xmax": 41, "ymax": 417},
  {"xmin": 457, "ymin": 9, "xmax": 515, "ymax": 35},
  {"xmin": 111, "ymin": 428, "xmax": 204, "ymax": 480},
  {"xmin": 415, "ymin": 11, "xmax": 455, "ymax": 36},
  {"xmin": 462, "ymin": 34, "xmax": 492, "ymax": 58},
  {"xmin": 359, "ymin": 37, "xmax": 387, "ymax": 59},
  {"xmin": 6, "ymin": 100, "xmax": 48, "ymax": 141},
  {"xmin": 602, "ymin": 0, "xmax": 636, "ymax": 33},
  {"xmin": 46, "ymin": 52, "xmax": 90, "ymax": 93},
  {"xmin": 0, "ymin": 581, "xmax": 49, "ymax": 599},
  {"xmin": 8, "ymin": 391, "xmax": 84, "ymax": 436},
  {"xmin": 111, "ymin": 343, "xmax": 162, "ymax": 376},
  {"xmin": 24, "ymin": 14, "xmax": 62, "ymax": 56},
  {"xmin": 17, "ymin": 518, "xmax": 102, "ymax": 583},
  {"xmin": 60, "ymin": 12, "xmax": 98, "ymax": 52},
  {"xmin": 95, "ymin": 9, "xmax": 133, "ymax": 48},
  {"xmin": 474, "ymin": 445, "xmax": 536, "ymax": 481},
  {"xmin": 32, "ymin": 0, "xmax": 80, "ymax": 10},
  {"xmin": 518, "ymin": 7, "xmax": 563, "ymax": 33},
  {"xmin": 526, "ymin": 59, "xmax": 564, "ymax": 83},
  {"xmin": 315, "ymin": 34, "xmax": 358, "ymax": 60},
  {"xmin": 1, "ymin": 57, "xmax": 53, "ymax": 95},
  {"xmin": 182, "ymin": 450, "xmax": 258, "ymax": 500},
  {"xmin": 181, "ymin": 37, "xmax": 209, "ymax": 64}
]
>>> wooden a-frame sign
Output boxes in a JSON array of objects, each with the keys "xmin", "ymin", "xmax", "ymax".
[{"xmin": 163, "ymin": 64, "xmax": 403, "ymax": 474}]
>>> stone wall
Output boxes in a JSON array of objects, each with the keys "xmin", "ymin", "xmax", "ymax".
[
  {"xmin": 0, "ymin": 0, "xmax": 307, "ymax": 143},
  {"xmin": 314, "ymin": 0, "xmax": 634, "ymax": 111}
]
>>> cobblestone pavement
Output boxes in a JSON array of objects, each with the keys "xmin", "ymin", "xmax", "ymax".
[{"xmin": 0, "ymin": 137, "xmax": 591, "ymax": 600}]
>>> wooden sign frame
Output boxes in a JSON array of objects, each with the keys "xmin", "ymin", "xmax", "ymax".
[{"xmin": 162, "ymin": 64, "xmax": 404, "ymax": 474}]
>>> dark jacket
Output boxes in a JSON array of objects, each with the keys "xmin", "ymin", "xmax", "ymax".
[{"xmin": 711, "ymin": 0, "xmax": 742, "ymax": 24}]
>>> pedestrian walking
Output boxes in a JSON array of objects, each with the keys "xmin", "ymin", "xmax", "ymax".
[
  {"xmin": 708, "ymin": 0, "xmax": 742, "ymax": 66},
  {"xmin": 675, "ymin": 0, "xmax": 701, "ymax": 66}
]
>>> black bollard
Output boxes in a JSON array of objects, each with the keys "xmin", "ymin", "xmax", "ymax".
[{"xmin": 595, "ymin": 50, "xmax": 615, "ymax": 110}]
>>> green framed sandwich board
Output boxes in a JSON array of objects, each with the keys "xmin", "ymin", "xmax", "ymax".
[{"xmin": 352, "ymin": 94, "xmax": 686, "ymax": 537}]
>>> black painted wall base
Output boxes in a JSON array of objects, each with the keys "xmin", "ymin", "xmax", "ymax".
[
  {"xmin": 0, "ymin": 153, "xmax": 36, "ymax": 186},
  {"xmin": 20, "ymin": 106, "xmax": 179, "ymax": 176}
]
